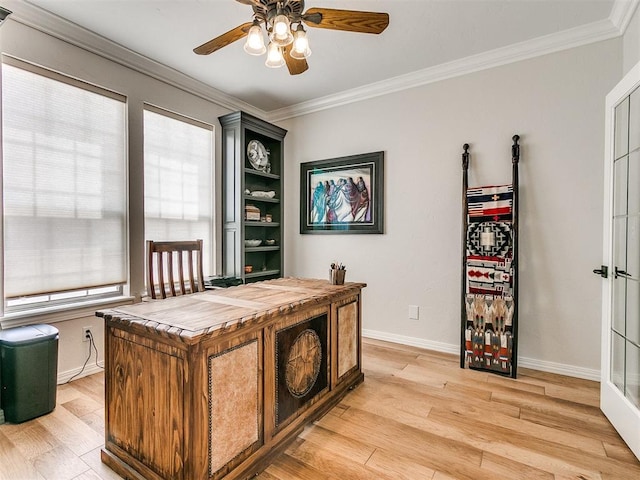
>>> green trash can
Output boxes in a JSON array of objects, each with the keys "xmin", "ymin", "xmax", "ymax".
[{"xmin": 0, "ymin": 324, "xmax": 59, "ymax": 423}]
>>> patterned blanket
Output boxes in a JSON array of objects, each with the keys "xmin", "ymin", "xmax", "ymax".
[{"xmin": 464, "ymin": 184, "xmax": 514, "ymax": 375}]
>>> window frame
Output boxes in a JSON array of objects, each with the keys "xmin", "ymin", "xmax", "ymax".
[
  {"xmin": 142, "ymin": 103, "xmax": 215, "ymax": 279},
  {"xmin": 0, "ymin": 55, "xmax": 130, "ymax": 317}
]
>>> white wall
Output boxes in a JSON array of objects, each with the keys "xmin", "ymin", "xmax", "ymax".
[
  {"xmin": 0, "ymin": 19, "xmax": 233, "ymax": 380},
  {"xmin": 281, "ymin": 39, "xmax": 622, "ymax": 378},
  {"xmin": 623, "ymin": 3, "xmax": 640, "ymax": 75}
]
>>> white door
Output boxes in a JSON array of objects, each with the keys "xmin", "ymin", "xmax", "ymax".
[{"xmin": 600, "ymin": 60, "xmax": 640, "ymax": 461}]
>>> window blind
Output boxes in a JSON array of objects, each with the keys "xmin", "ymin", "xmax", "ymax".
[
  {"xmin": 143, "ymin": 106, "xmax": 213, "ymax": 275},
  {"xmin": 2, "ymin": 59, "xmax": 127, "ymax": 298}
]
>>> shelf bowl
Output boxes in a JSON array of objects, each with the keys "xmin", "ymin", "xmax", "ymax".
[
  {"xmin": 244, "ymin": 239, "xmax": 262, "ymax": 247},
  {"xmin": 265, "ymin": 239, "xmax": 276, "ymax": 246},
  {"xmin": 250, "ymin": 190, "xmax": 276, "ymax": 199}
]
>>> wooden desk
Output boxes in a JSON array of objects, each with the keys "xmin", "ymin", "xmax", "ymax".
[{"xmin": 96, "ymin": 278, "xmax": 366, "ymax": 480}]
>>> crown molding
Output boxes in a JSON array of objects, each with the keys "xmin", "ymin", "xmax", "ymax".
[
  {"xmin": 610, "ymin": 0, "xmax": 640, "ymax": 33},
  {"xmin": 9, "ymin": 1, "xmax": 266, "ymax": 119},
  {"xmin": 6, "ymin": 1, "xmax": 633, "ymax": 123},
  {"xmin": 268, "ymin": 16, "xmax": 622, "ymax": 121}
]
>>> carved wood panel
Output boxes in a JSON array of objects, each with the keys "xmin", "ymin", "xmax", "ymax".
[
  {"xmin": 275, "ymin": 313, "xmax": 328, "ymax": 428},
  {"xmin": 337, "ymin": 300, "xmax": 358, "ymax": 378},
  {"xmin": 208, "ymin": 339, "xmax": 260, "ymax": 477}
]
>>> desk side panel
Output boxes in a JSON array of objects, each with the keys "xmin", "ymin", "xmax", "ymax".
[
  {"xmin": 337, "ymin": 296, "xmax": 360, "ymax": 379},
  {"xmin": 105, "ymin": 329, "xmax": 185, "ymax": 480}
]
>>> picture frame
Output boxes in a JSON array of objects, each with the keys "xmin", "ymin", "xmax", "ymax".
[{"xmin": 300, "ymin": 151, "xmax": 384, "ymax": 234}]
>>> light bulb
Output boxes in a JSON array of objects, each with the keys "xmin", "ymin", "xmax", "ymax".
[
  {"xmin": 273, "ymin": 14, "xmax": 289, "ymax": 37},
  {"xmin": 270, "ymin": 13, "xmax": 293, "ymax": 46},
  {"xmin": 291, "ymin": 26, "xmax": 311, "ymax": 59},
  {"xmin": 265, "ymin": 42, "xmax": 285, "ymax": 68},
  {"xmin": 244, "ymin": 23, "xmax": 266, "ymax": 55}
]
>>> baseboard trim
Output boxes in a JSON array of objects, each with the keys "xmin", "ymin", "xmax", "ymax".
[
  {"xmin": 57, "ymin": 362, "xmax": 104, "ymax": 385},
  {"xmin": 363, "ymin": 329, "xmax": 459, "ymax": 355},
  {"xmin": 518, "ymin": 357, "xmax": 600, "ymax": 382},
  {"xmin": 362, "ymin": 329, "xmax": 600, "ymax": 381}
]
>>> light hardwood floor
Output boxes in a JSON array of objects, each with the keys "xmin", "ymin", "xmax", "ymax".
[{"xmin": 1, "ymin": 338, "xmax": 639, "ymax": 479}]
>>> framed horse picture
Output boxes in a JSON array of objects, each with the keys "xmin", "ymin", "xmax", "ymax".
[{"xmin": 300, "ymin": 151, "xmax": 384, "ymax": 234}]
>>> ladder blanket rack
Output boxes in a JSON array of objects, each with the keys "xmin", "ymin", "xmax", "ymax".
[{"xmin": 460, "ymin": 136, "xmax": 520, "ymax": 378}]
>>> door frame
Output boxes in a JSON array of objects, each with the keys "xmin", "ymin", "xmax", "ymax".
[{"xmin": 600, "ymin": 59, "xmax": 640, "ymax": 461}]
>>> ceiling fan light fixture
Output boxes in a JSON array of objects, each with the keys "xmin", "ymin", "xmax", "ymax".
[
  {"xmin": 243, "ymin": 22, "xmax": 266, "ymax": 55},
  {"xmin": 194, "ymin": 3, "xmax": 390, "ymax": 75},
  {"xmin": 265, "ymin": 42, "xmax": 285, "ymax": 68},
  {"xmin": 290, "ymin": 25, "xmax": 311, "ymax": 60}
]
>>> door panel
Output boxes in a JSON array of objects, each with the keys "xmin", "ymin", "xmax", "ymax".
[
  {"xmin": 614, "ymin": 217, "xmax": 627, "ymax": 272},
  {"xmin": 615, "ymin": 97, "xmax": 629, "ymax": 159},
  {"xmin": 613, "ymin": 276, "xmax": 626, "ymax": 333},
  {"xmin": 614, "ymin": 157, "xmax": 628, "ymax": 216},
  {"xmin": 611, "ymin": 332, "xmax": 625, "ymax": 391},
  {"xmin": 602, "ymin": 61, "xmax": 640, "ymax": 462},
  {"xmin": 628, "ymin": 152, "xmax": 640, "ymax": 214},
  {"xmin": 627, "ymin": 215, "xmax": 640, "ymax": 282},
  {"xmin": 627, "ymin": 341, "xmax": 640, "ymax": 408},
  {"xmin": 624, "ymin": 89, "xmax": 640, "ymax": 412},
  {"xmin": 628, "ymin": 279, "xmax": 640, "ymax": 344},
  {"xmin": 630, "ymin": 87, "xmax": 640, "ymax": 152}
]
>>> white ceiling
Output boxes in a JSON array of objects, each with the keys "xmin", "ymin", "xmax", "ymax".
[{"xmin": 4, "ymin": 0, "xmax": 637, "ymax": 117}]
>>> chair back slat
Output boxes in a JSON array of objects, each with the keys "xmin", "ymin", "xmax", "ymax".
[
  {"xmin": 177, "ymin": 254, "xmax": 186, "ymax": 295},
  {"xmin": 187, "ymin": 250, "xmax": 196, "ymax": 293},
  {"xmin": 158, "ymin": 251, "xmax": 167, "ymax": 299},
  {"xmin": 167, "ymin": 251, "xmax": 176, "ymax": 297},
  {"xmin": 146, "ymin": 240, "xmax": 205, "ymax": 299}
]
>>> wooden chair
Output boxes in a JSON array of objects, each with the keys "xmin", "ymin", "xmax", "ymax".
[{"xmin": 146, "ymin": 239, "xmax": 205, "ymax": 299}]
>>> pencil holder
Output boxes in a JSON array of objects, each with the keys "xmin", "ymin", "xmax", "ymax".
[{"xmin": 330, "ymin": 269, "xmax": 346, "ymax": 285}]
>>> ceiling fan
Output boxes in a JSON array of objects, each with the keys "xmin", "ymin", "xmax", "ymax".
[{"xmin": 193, "ymin": 0, "xmax": 389, "ymax": 75}]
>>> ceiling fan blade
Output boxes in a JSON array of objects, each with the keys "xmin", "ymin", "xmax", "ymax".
[
  {"xmin": 283, "ymin": 44, "xmax": 309, "ymax": 75},
  {"xmin": 235, "ymin": 0, "xmax": 262, "ymax": 5},
  {"xmin": 194, "ymin": 22, "xmax": 254, "ymax": 55},
  {"xmin": 302, "ymin": 8, "xmax": 389, "ymax": 34}
]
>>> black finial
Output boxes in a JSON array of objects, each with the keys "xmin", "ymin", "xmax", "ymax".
[
  {"xmin": 462, "ymin": 143, "xmax": 470, "ymax": 170},
  {"xmin": 512, "ymin": 135, "xmax": 520, "ymax": 165}
]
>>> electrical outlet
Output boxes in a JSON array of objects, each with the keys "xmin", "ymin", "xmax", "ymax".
[
  {"xmin": 408, "ymin": 305, "xmax": 419, "ymax": 320},
  {"xmin": 82, "ymin": 326, "xmax": 93, "ymax": 342}
]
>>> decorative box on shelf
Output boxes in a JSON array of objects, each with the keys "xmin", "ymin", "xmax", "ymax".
[{"xmin": 245, "ymin": 204, "xmax": 261, "ymax": 221}]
